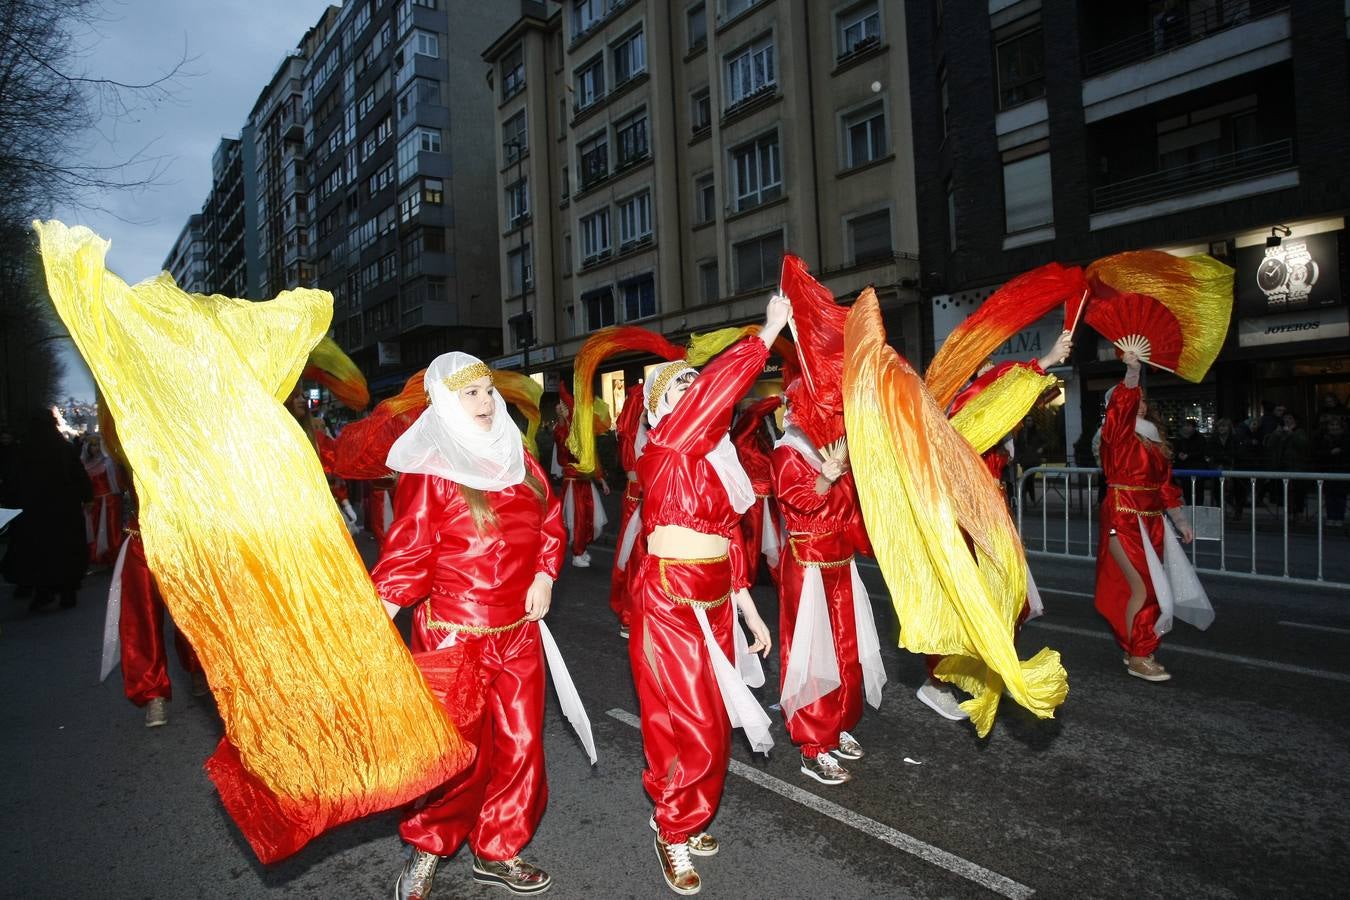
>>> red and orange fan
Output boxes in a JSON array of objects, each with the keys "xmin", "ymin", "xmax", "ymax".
[{"xmin": 1083, "ymin": 290, "xmax": 1185, "ymax": 372}]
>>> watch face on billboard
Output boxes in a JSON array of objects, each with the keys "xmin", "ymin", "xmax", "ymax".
[{"xmin": 1236, "ymin": 230, "xmax": 1342, "ymax": 316}]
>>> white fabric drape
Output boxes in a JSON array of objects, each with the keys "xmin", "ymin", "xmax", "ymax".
[
  {"xmin": 617, "ymin": 501, "xmax": 643, "ymax": 567},
  {"xmin": 539, "ymin": 620, "xmax": 598, "ymax": 764},
  {"xmin": 693, "ymin": 607, "xmax": 773, "ymax": 754},
  {"xmin": 387, "ymin": 352, "xmax": 526, "ymax": 490},
  {"xmin": 779, "ymin": 567, "xmax": 840, "ymax": 720},
  {"xmin": 99, "ymin": 538, "xmax": 132, "ymax": 682},
  {"xmin": 848, "ymin": 561, "xmax": 887, "ymax": 709},
  {"xmin": 1138, "ymin": 516, "xmax": 1215, "ymax": 636}
]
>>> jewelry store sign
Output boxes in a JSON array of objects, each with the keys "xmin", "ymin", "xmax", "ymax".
[
  {"xmin": 1235, "ymin": 230, "xmax": 1342, "ymax": 316},
  {"xmin": 1238, "ymin": 306, "xmax": 1349, "ymax": 347}
]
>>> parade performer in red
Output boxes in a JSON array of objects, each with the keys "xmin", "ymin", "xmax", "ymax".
[
  {"xmin": 551, "ymin": 384, "xmax": 609, "ymax": 568},
  {"xmin": 632, "ymin": 296, "xmax": 785, "ymax": 896},
  {"xmin": 610, "ymin": 382, "xmax": 647, "ymax": 637},
  {"xmin": 375, "ymin": 352, "xmax": 590, "ymax": 900},
  {"xmin": 772, "ymin": 419, "xmax": 885, "ymax": 786},
  {"xmin": 730, "ymin": 394, "xmax": 782, "ymax": 587},
  {"xmin": 1095, "ymin": 351, "xmax": 1198, "ymax": 682},
  {"xmin": 288, "ymin": 386, "xmax": 360, "ymax": 530},
  {"xmin": 81, "ymin": 434, "xmax": 125, "ymax": 567}
]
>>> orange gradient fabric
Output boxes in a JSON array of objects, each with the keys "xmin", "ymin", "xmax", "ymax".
[
  {"xmin": 34, "ymin": 221, "xmax": 471, "ymax": 862},
  {"xmin": 844, "ymin": 288, "xmax": 1068, "ymax": 737},
  {"xmin": 301, "ymin": 335, "xmax": 369, "ymax": 411}
]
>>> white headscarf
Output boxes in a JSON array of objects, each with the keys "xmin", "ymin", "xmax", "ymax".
[
  {"xmin": 385, "ymin": 352, "xmax": 526, "ymax": 491},
  {"xmin": 644, "ymin": 362, "xmax": 755, "ymax": 515},
  {"xmin": 1104, "ymin": 384, "xmax": 1163, "ymax": 444}
]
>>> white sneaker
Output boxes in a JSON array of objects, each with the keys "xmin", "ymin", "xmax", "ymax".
[
  {"xmin": 800, "ymin": 751, "xmax": 852, "ymax": 785},
  {"xmin": 916, "ymin": 681, "xmax": 969, "ymax": 721},
  {"xmin": 572, "ymin": 552, "xmax": 591, "ymax": 568},
  {"xmin": 144, "ymin": 697, "xmax": 168, "ymax": 728}
]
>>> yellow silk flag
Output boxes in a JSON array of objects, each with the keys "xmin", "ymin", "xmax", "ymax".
[
  {"xmin": 34, "ymin": 221, "xmax": 471, "ymax": 862},
  {"xmin": 843, "ymin": 289, "xmax": 1068, "ymax": 736},
  {"xmin": 948, "ymin": 365, "xmax": 1058, "ymax": 456}
]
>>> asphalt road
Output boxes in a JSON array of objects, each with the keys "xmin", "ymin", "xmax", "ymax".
[{"xmin": 3, "ymin": 530, "xmax": 1348, "ymax": 899}]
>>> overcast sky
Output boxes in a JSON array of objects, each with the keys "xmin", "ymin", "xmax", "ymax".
[{"xmin": 54, "ymin": 0, "xmax": 338, "ymax": 401}]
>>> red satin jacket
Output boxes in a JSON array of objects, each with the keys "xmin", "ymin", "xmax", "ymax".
[
  {"xmin": 771, "ymin": 444, "xmax": 871, "ymax": 562},
  {"xmin": 552, "ymin": 419, "xmax": 605, "ymax": 483},
  {"xmin": 372, "ymin": 453, "xmax": 565, "ymax": 645},
  {"xmin": 1100, "ymin": 383, "xmax": 1183, "ymax": 517},
  {"xmin": 615, "ymin": 383, "xmax": 647, "ymax": 477},
  {"xmin": 731, "ymin": 395, "xmax": 781, "ymax": 496},
  {"xmin": 637, "ymin": 337, "xmax": 768, "ymax": 588}
]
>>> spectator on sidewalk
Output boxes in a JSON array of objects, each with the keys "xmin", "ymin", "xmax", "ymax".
[
  {"xmin": 1015, "ymin": 416, "xmax": 1044, "ymax": 506},
  {"xmin": 1, "ymin": 409, "xmax": 93, "ymax": 611},
  {"xmin": 1313, "ymin": 416, "xmax": 1348, "ymax": 527},
  {"xmin": 1317, "ymin": 392, "xmax": 1347, "ymax": 435},
  {"xmin": 1173, "ymin": 418, "xmax": 1210, "ymax": 505},
  {"xmin": 1207, "ymin": 418, "xmax": 1242, "ymax": 516},
  {"xmin": 1264, "ymin": 413, "xmax": 1311, "ymax": 518}
]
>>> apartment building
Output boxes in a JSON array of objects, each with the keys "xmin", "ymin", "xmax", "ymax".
[
  {"xmin": 483, "ymin": 0, "xmax": 922, "ymax": 400},
  {"xmin": 304, "ymin": 0, "xmax": 518, "ymax": 386},
  {"xmin": 202, "ymin": 134, "xmax": 260, "ymax": 299},
  {"xmin": 163, "ymin": 213, "xmax": 209, "ymax": 294},
  {"xmin": 251, "ymin": 48, "xmax": 315, "ymax": 301},
  {"xmin": 907, "ymin": 0, "xmax": 1350, "ymax": 457}
]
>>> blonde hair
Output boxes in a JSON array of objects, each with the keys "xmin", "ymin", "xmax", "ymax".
[{"xmin": 457, "ymin": 472, "xmax": 546, "ymax": 535}]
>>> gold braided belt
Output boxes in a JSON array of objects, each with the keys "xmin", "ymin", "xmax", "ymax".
[
  {"xmin": 423, "ymin": 607, "xmax": 529, "ymax": 636},
  {"xmin": 787, "ymin": 533, "xmax": 853, "ymax": 569},
  {"xmin": 1108, "ymin": 484, "xmax": 1165, "ymax": 516},
  {"xmin": 1109, "ymin": 484, "xmax": 1163, "ymax": 492},
  {"xmin": 657, "ymin": 554, "xmax": 731, "ymax": 609}
]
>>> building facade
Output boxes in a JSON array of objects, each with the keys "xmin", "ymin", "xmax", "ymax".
[
  {"xmin": 203, "ymin": 133, "xmax": 260, "ymax": 299},
  {"xmin": 163, "ymin": 213, "xmax": 209, "ymax": 294},
  {"xmin": 907, "ymin": 0, "xmax": 1350, "ymax": 460},
  {"xmin": 483, "ymin": 0, "xmax": 923, "ymax": 405}
]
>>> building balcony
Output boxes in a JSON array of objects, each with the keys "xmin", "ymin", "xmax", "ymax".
[
  {"xmin": 1089, "ymin": 137, "xmax": 1297, "ymax": 230},
  {"xmin": 1081, "ymin": 3, "xmax": 1289, "ymax": 124}
]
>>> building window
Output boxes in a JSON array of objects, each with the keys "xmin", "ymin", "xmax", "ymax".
[
  {"xmin": 561, "ymin": 165, "xmax": 570, "ymax": 201},
  {"xmin": 411, "ymin": 29, "xmax": 439, "ymax": 59},
  {"xmin": 578, "ymin": 132, "xmax": 609, "ymax": 189},
  {"xmin": 507, "ymin": 244, "xmax": 533, "ymax": 295},
  {"xmin": 615, "ymin": 111, "xmax": 649, "ymax": 168},
  {"xmin": 613, "ymin": 29, "xmax": 646, "ymax": 85},
  {"xmin": 579, "ymin": 208, "xmax": 611, "ymax": 262},
  {"xmin": 725, "ymin": 0, "xmax": 757, "ymax": 18},
  {"xmin": 399, "ymin": 183, "xmax": 422, "ymax": 222},
  {"xmin": 691, "ymin": 87, "xmax": 711, "ymax": 133},
  {"xmin": 1002, "ymin": 152, "xmax": 1053, "ymax": 233},
  {"xmin": 848, "ymin": 208, "xmax": 892, "ymax": 264},
  {"xmin": 397, "ymin": 77, "xmax": 440, "ymax": 120},
  {"xmin": 725, "ymin": 36, "xmax": 776, "ymax": 107},
  {"xmin": 698, "ymin": 259, "xmax": 719, "ymax": 302},
  {"xmin": 506, "ymin": 179, "xmax": 530, "ymax": 226},
  {"xmin": 574, "ymin": 0, "xmax": 603, "ymax": 38},
  {"xmin": 939, "ymin": 66, "xmax": 949, "ymax": 139},
  {"xmin": 584, "ymin": 287, "xmax": 616, "ymax": 331},
  {"xmin": 621, "ymin": 273, "xmax": 656, "ymax": 321},
  {"xmin": 501, "ymin": 43, "xmax": 525, "ymax": 100},
  {"xmin": 423, "ymin": 177, "xmax": 443, "ymax": 205},
  {"xmin": 687, "ymin": 3, "xmax": 707, "ymax": 51},
  {"xmin": 357, "ymin": 87, "xmax": 376, "ymax": 120},
  {"xmin": 843, "ymin": 103, "xmax": 886, "ymax": 168},
  {"xmin": 996, "ymin": 27, "xmax": 1044, "ymax": 110},
  {"xmin": 734, "ymin": 230, "xmax": 783, "ymax": 292},
  {"xmin": 618, "ymin": 191, "xmax": 652, "ymax": 247},
  {"xmin": 837, "ymin": 2, "xmax": 881, "ymax": 57},
  {"xmin": 503, "ymin": 111, "xmax": 528, "ymax": 163},
  {"xmin": 575, "ymin": 55, "xmax": 605, "ymax": 111},
  {"xmin": 730, "ymin": 132, "xmax": 781, "ymax": 211},
  {"xmin": 694, "ymin": 172, "xmax": 715, "ymax": 224},
  {"xmin": 946, "ymin": 178, "xmax": 957, "ymax": 250},
  {"xmin": 397, "ymin": 126, "xmax": 440, "ymax": 183}
]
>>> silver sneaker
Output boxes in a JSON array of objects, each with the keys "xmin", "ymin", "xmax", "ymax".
[
  {"xmin": 144, "ymin": 697, "xmax": 168, "ymax": 728},
  {"xmin": 800, "ymin": 752, "xmax": 852, "ymax": 785},
  {"xmin": 916, "ymin": 681, "xmax": 969, "ymax": 721},
  {"xmin": 832, "ymin": 731, "xmax": 864, "ymax": 760},
  {"xmin": 572, "ymin": 552, "xmax": 591, "ymax": 568},
  {"xmin": 471, "ymin": 855, "xmax": 552, "ymax": 894},
  {"xmin": 395, "ymin": 848, "xmax": 440, "ymax": 900}
]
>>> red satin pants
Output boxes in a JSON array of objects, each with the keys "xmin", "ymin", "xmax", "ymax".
[
  {"xmin": 778, "ymin": 547, "xmax": 861, "ymax": 758},
  {"xmin": 629, "ymin": 554, "xmax": 734, "ymax": 845},
  {"xmin": 367, "ymin": 488, "xmax": 393, "ymax": 549},
  {"xmin": 1094, "ymin": 512, "xmax": 1164, "ymax": 657},
  {"xmin": 737, "ymin": 495, "xmax": 777, "ymax": 587},
  {"xmin": 564, "ymin": 479, "xmax": 596, "ymax": 557},
  {"xmin": 119, "ymin": 534, "xmax": 201, "ymax": 706},
  {"xmin": 608, "ymin": 485, "xmax": 641, "ymax": 627},
  {"xmin": 401, "ymin": 622, "xmax": 547, "ymax": 861}
]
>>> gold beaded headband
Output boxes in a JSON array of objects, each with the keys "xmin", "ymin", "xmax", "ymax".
[
  {"xmin": 647, "ymin": 360, "xmax": 693, "ymax": 414},
  {"xmin": 441, "ymin": 362, "xmax": 493, "ymax": 391}
]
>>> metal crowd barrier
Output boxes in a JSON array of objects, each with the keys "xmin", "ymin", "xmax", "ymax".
[{"xmin": 1014, "ymin": 466, "xmax": 1350, "ymax": 588}]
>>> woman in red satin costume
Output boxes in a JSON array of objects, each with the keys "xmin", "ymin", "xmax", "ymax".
[
  {"xmin": 373, "ymin": 353, "xmax": 565, "ymax": 900},
  {"xmin": 550, "ymin": 400, "xmax": 609, "ymax": 568},
  {"xmin": 730, "ymin": 394, "xmax": 782, "ymax": 588},
  {"xmin": 1095, "ymin": 351, "xmax": 1194, "ymax": 683},
  {"xmin": 117, "ymin": 507, "xmax": 205, "ymax": 727},
  {"xmin": 632, "ymin": 295, "xmax": 785, "ymax": 896},
  {"xmin": 81, "ymin": 434, "xmax": 125, "ymax": 567},
  {"xmin": 772, "ymin": 426, "xmax": 882, "ymax": 786},
  {"xmin": 609, "ymin": 382, "xmax": 647, "ymax": 636}
]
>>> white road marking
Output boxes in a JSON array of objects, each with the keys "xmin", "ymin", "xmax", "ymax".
[
  {"xmin": 1026, "ymin": 621, "xmax": 1350, "ymax": 684},
  {"xmin": 1277, "ymin": 620, "xmax": 1350, "ymax": 636},
  {"xmin": 605, "ymin": 708, "xmax": 1036, "ymax": 900}
]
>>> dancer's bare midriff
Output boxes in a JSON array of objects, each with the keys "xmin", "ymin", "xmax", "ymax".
[{"xmin": 647, "ymin": 524, "xmax": 729, "ymax": 560}]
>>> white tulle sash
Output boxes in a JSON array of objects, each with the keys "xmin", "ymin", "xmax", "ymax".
[
  {"xmin": 99, "ymin": 538, "xmax": 132, "ymax": 682},
  {"xmin": 617, "ymin": 500, "xmax": 643, "ymax": 568},
  {"xmin": 848, "ymin": 561, "xmax": 887, "ymax": 709},
  {"xmin": 760, "ymin": 497, "xmax": 781, "ymax": 569},
  {"xmin": 779, "ymin": 567, "xmax": 840, "ymax": 720},
  {"xmin": 693, "ymin": 606, "xmax": 773, "ymax": 754},
  {"xmin": 1137, "ymin": 516, "xmax": 1215, "ymax": 636}
]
